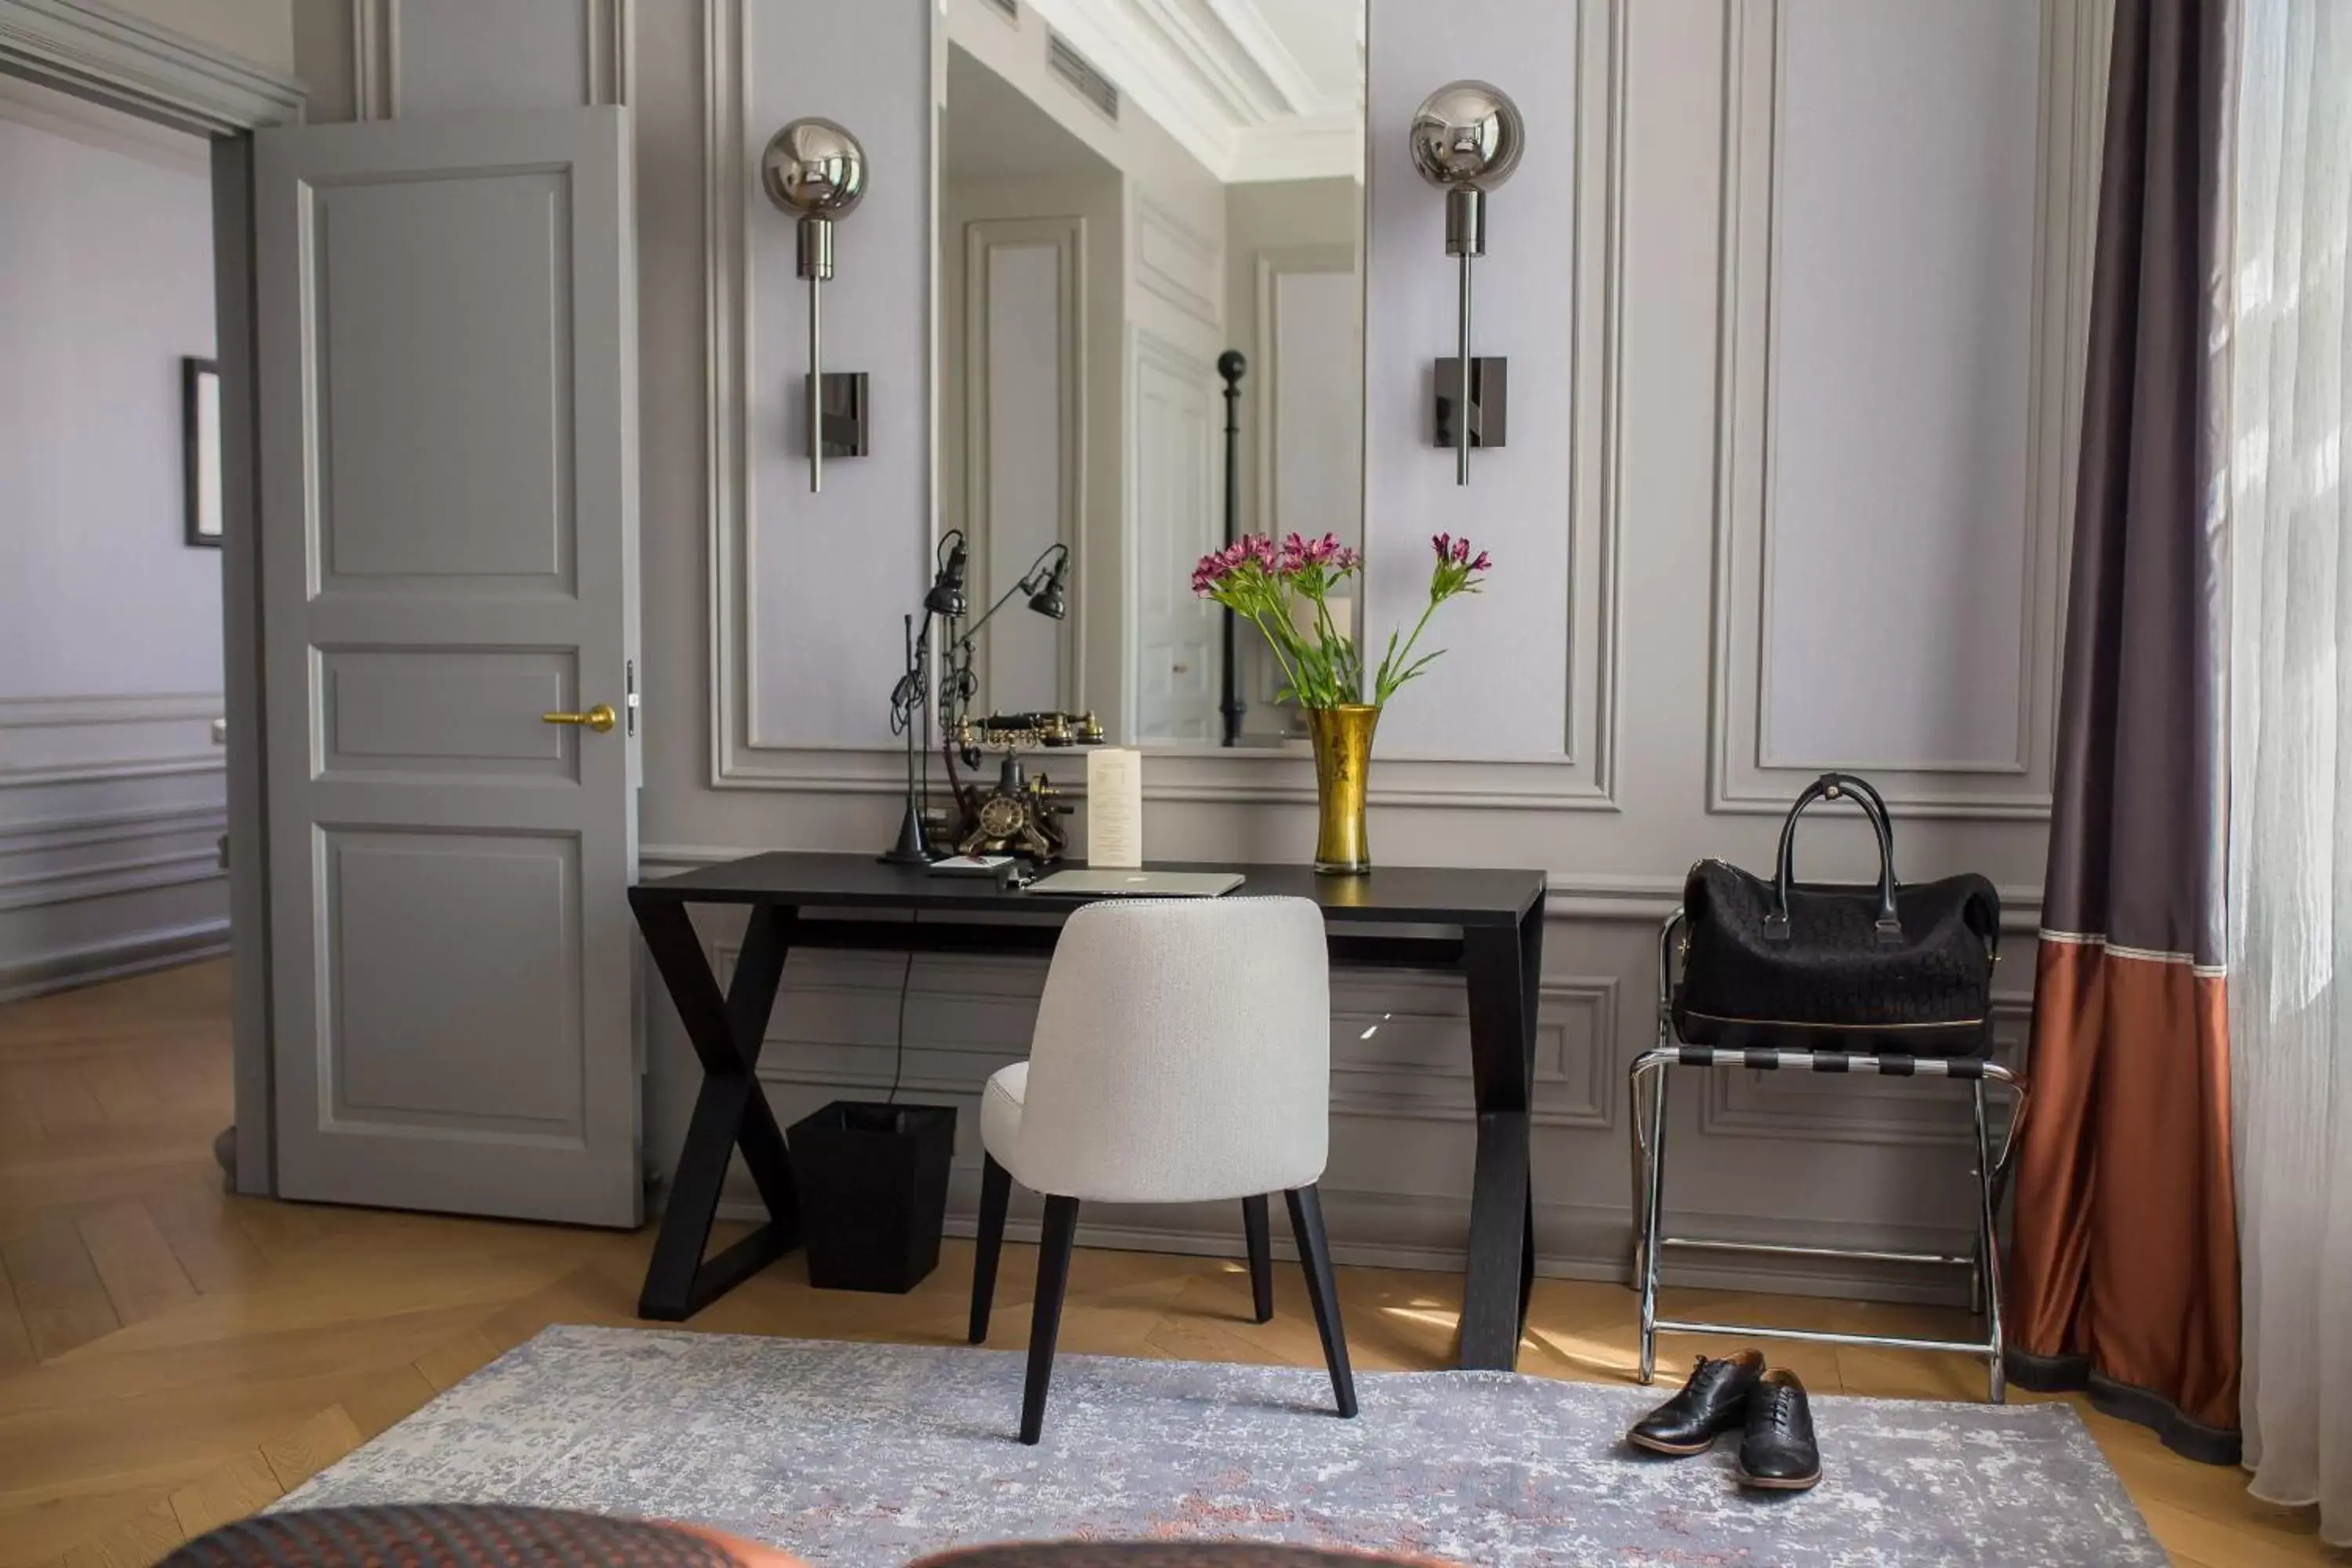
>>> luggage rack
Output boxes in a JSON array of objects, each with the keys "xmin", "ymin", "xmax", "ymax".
[{"xmin": 1631, "ymin": 907, "xmax": 2029, "ymax": 1401}]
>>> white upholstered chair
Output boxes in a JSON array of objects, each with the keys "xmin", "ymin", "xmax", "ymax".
[{"xmin": 967, "ymin": 895, "xmax": 1356, "ymax": 1443}]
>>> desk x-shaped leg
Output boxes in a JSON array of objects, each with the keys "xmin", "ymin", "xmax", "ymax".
[
  {"xmin": 633, "ymin": 898, "xmax": 803, "ymax": 1320},
  {"xmin": 1457, "ymin": 891, "xmax": 1544, "ymax": 1370}
]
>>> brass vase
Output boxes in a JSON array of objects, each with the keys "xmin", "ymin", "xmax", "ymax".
[{"xmin": 1306, "ymin": 704, "xmax": 1378, "ymax": 876}]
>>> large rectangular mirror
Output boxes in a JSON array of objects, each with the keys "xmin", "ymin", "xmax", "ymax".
[{"xmin": 935, "ymin": 0, "xmax": 1364, "ymax": 750}]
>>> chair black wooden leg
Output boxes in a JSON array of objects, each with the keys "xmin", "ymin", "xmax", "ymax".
[
  {"xmin": 1285, "ymin": 1184, "xmax": 1356, "ymax": 1418},
  {"xmin": 970, "ymin": 1153, "xmax": 1012, "ymax": 1345},
  {"xmin": 1019, "ymin": 1195, "xmax": 1080, "ymax": 1445},
  {"xmin": 1242, "ymin": 1194, "xmax": 1276, "ymax": 1323}
]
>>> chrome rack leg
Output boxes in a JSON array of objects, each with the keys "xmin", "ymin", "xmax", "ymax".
[
  {"xmin": 1636, "ymin": 1058, "xmax": 1670, "ymax": 1385},
  {"xmin": 1973, "ymin": 1077, "xmax": 2006, "ymax": 1403},
  {"xmin": 1631, "ymin": 911, "xmax": 1682, "ymax": 1295},
  {"xmin": 1627, "ymin": 1058, "xmax": 1651, "ymax": 1288}
]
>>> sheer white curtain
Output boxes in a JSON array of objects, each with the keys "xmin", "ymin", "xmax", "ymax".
[{"xmin": 2225, "ymin": 0, "xmax": 2352, "ymax": 1544}]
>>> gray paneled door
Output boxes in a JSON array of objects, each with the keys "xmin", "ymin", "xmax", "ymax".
[{"xmin": 255, "ymin": 108, "xmax": 642, "ymax": 1225}]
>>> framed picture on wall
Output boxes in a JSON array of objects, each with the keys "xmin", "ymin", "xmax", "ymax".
[{"xmin": 183, "ymin": 356, "xmax": 221, "ymax": 547}]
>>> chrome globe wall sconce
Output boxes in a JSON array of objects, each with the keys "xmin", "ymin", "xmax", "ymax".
[
  {"xmin": 1409, "ymin": 80, "xmax": 1523, "ymax": 485},
  {"xmin": 761, "ymin": 115, "xmax": 869, "ymax": 492}
]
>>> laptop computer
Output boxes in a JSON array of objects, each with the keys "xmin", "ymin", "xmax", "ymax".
[{"xmin": 1022, "ymin": 868, "xmax": 1245, "ymax": 898}]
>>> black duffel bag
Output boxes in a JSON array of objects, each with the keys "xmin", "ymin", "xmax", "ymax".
[{"xmin": 1673, "ymin": 772, "xmax": 1999, "ymax": 1056}]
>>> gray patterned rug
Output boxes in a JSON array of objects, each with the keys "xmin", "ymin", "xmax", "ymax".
[{"xmin": 280, "ymin": 1326, "xmax": 2165, "ymax": 1566}]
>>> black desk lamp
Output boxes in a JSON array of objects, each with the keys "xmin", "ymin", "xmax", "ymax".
[
  {"xmin": 882, "ymin": 532, "xmax": 1069, "ymax": 864},
  {"xmin": 939, "ymin": 543, "xmax": 1069, "ymax": 736}
]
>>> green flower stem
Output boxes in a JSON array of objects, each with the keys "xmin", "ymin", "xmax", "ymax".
[
  {"xmin": 1374, "ymin": 590, "xmax": 1446, "ymax": 707},
  {"xmin": 1245, "ymin": 605, "xmax": 1309, "ymax": 700}
]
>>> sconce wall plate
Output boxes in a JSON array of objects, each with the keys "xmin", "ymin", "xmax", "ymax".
[
  {"xmin": 1409, "ymin": 80, "xmax": 1525, "ymax": 486},
  {"xmin": 762, "ymin": 115, "xmax": 869, "ymax": 493},
  {"xmin": 818, "ymin": 371, "xmax": 870, "ymax": 458},
  {"xmin": 1432, "ymin": 357, "xmax": 1508, "ymax": 451}
]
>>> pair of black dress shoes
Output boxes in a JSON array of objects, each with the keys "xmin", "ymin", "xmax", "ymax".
[{"xmin": 1626, "ymin": 1349, "xmax": 1820, "ymax": 1491}]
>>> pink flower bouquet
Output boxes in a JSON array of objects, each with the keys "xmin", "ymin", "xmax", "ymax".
[{"xmin": 1191, "ymin": 532, "xmax": 1491, "ymax": 710}]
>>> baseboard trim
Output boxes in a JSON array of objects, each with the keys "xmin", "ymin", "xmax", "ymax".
[{"xmin": 0, "ymin": 918, "xmax": 230, "ymax": 1003}]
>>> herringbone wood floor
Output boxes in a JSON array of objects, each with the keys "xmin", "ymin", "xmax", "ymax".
[{"xmin": 0, "ymin": 962, "xmax": 2335, "ymax": 1567}]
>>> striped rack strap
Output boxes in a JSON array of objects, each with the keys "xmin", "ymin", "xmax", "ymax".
[{"xmin": 1668, "ymin": 1044, "xmax": 2017, "ymax": 1081}]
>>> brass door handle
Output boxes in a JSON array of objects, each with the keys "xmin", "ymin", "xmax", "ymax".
[{"xmin": 542, "ymin": 703, "xmax": 617, "ymax": 734}]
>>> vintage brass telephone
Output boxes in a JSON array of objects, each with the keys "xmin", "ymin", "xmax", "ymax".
[{"xmin": 944, "ymin": 711, "xmax": 1104, "ymax": 862}]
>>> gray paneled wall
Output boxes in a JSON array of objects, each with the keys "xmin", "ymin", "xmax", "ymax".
[
  {"xmin": 1360, "ymin": 0, "xmax": 1581, "ymax": 761},
  {"xmin": 293, "ymin": 0, "xmax": 2107, "ymax": 1303},
  {"xmin": 0, "ymin": 696, "xmax": 230, "ymax": 1000}
]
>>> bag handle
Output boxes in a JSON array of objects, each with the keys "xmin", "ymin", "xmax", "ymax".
[{"xmin": 1763, "ymin": 771, "xmax": 1902, "ymax": 946}]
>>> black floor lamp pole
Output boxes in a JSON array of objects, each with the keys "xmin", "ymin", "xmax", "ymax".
[{"xmin": 1217, "ymin": 349, "xmax": 1247, "ymax": 748}]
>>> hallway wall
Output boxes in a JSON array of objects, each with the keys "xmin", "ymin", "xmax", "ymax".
[{"xmin": 0, "ymin": 77, "xmax": 228, "ymax": 1000}]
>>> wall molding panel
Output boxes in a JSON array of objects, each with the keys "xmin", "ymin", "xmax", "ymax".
[
  {"xmin": 1131, "ymin": 192, "xmax": 1221, "ymax": 330},
  {"xmin": 348, "ymin": 0, "xmax": 391, "ymax": 119},
  {"xmin": 0, "ymin": 694, "xmax": 227, "ymax": 786},
  {"xmin": 350, "ymin": 0, "xmax": 633, "ymax": 121},
  {"xmin": 1705, "ymin": 0, "xmax": 2103, "ymax": 820},
  {"xmin": 962, "ymin": 216, "xmax": 1085, "ymax": 712},
  {"xmin": 713, "ymin": 938, "xmax": 1616, "ymax": 1134},
  {"xmin": 1246, "ymin": 241, "xmax": 1358, "ymax": 717},
  {"xmin": 705, "ymin": 0, "xmax": 1628, "ymax": 812},
  {"xmin": 0, "ymin": 694, "xmax": 228, "ymax": 1000},
  {"xmin": 705, "ymin": 0, "xmax": 935, "ymax": 772}
]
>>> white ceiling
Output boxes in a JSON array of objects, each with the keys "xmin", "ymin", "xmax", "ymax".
[{"xmin": 1019, "ymin": 0, "xmax": 1365, "ymax": 183}]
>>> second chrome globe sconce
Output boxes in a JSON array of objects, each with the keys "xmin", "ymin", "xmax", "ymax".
[
  {"xmin": 762, "ymin": 115, "xmax": 870, "ymax": 493},
  {"xmin": 1409, "ymin": 80, "xmax": 1523, "ymax": 485}
]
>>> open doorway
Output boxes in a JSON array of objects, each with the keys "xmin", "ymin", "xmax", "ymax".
[
  {"xmin": 0, "ymin": 73, "xmax": 230, "ymax": 1004},
  {"xmin": 0, "ymin": 9, "xmax": 299, "ymax": 1390},
  {"xmin": 0, "ymin": 67, "xmax": 247, "ymax": 1363}
]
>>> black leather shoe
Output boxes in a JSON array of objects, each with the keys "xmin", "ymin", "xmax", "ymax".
[
  {"xmin": 1736, "ymin": 1368, "xmax": 1822, "ymax": 1490},
  {"xmin": 1627, "ymin": 1349, "xmax": 1766, "ymax": 1455}
]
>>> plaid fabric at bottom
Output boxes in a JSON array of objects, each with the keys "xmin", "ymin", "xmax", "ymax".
[
  {"xmin": 165, "ymin": 1505, "xmax": 806, "ymax": 1568},
  {"xmin": 910, "ymin": 1546, "xmax": 1457, "ymax": 1567}
]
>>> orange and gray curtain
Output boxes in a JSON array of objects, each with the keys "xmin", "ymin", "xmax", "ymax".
[{"xmin": 2003, "ymin": 0, "xmax": 2242, "ymax": 1464}]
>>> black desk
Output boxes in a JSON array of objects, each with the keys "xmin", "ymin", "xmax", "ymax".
[{"xmin": 629, "ymin": 852, "xmax": 1547, "ymax": 1371}]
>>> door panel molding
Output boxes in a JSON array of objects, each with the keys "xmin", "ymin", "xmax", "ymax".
[{"xmin": 1127, "ymin": 328, "xmax": 1218, "ymax": 742}]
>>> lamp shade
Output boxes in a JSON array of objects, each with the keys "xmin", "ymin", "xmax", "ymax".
[
  {"xmin": 925, "ymin": 535, "xmax": 969, "ymax": 619},
  {"xmin": 1025, "ymin": 550, "xmax": 1070, "ymax": 621}
]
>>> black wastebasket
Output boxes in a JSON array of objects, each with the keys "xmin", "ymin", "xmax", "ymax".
[{"xmin": 786, "ymin": 1101, "xmax": 957, "ymax": 1292}]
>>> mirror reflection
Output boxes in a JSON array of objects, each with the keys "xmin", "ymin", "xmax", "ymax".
[{"xmin": 935, "ymin": 0, "xmax": 1364, "ymax": 748}]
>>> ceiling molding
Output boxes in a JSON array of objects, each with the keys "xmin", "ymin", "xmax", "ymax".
[
  {"xmin": 1229, "ymin": 113, "xmax": 1360, "ymax": 184},
  {"xmin": 1132, "ymin": 0, "xmax": 1291, "ymax": 122},
  {"xmin": 1195, "ymin": 0, "xmax": 1326, "ymax": 114},
  {"xmin": 0, "ymin": 64, "xmax": 209, "ymax": 171},
  {"xmin": 0, "ymin": 0, "xmax": 304, "ymax": 133},
  {"xmin": 1021, "ymin": 0, "xmax": 1359, "ymax": 183}
]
